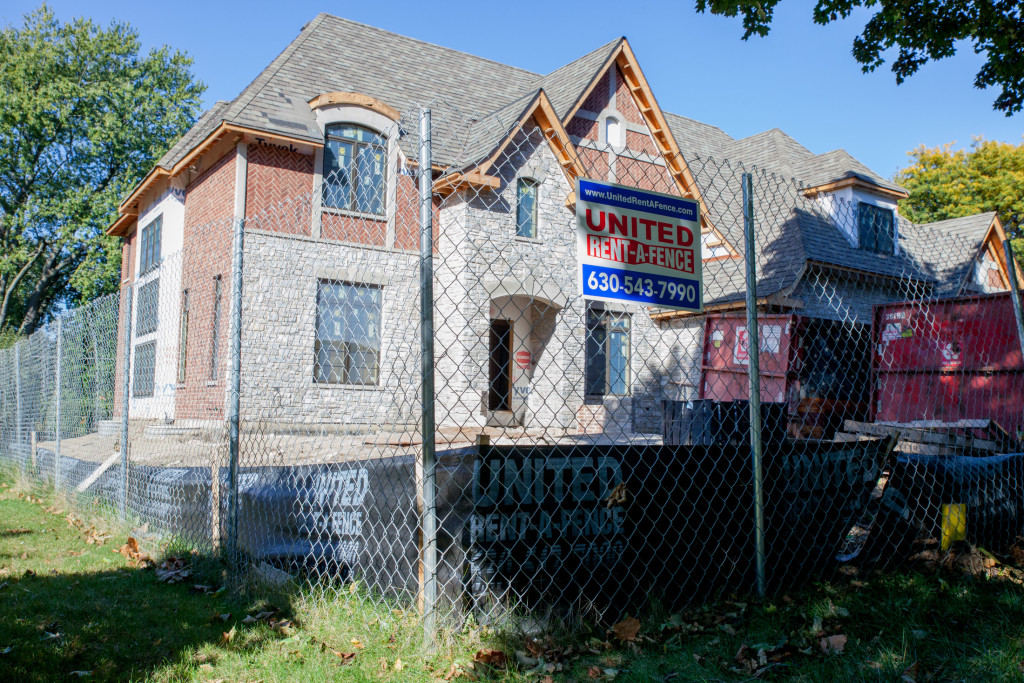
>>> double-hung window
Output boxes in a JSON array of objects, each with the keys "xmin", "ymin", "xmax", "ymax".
[
  {"xmin": 314, "ymin": 281, "xmax": 382, "ymax": 385},
  {"xmin": 585, "ymin": 309, "xmax": 631, "ymax": 396},
  {"xmin": 857, "ymin": 203, "xmax": 895, "ymax": 254},
  {"xmin": 322, "ymin": 125, "xmax": 387, "ymax": 215},
  {"xmin": 516, "ymin": 178, "xmax": 538, "ymax": 239},
  {"xmin": 139, "ymin": 216, "xmax": 162, "ymax": 274}
]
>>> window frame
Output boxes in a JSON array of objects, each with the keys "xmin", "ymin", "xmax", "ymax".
[
  {"xmin": 210, "ymin": 275, "xmax": 222, "ymax": 381},
  {"xmin": 177, "ymin": 288, "xmax": 189, "ymax": 384},
  {"xmin": 515, "ymin": 177, "xmax": 539, "ymax": 239},
  {"xmin": 857, "ymin": 202, "xmax": 895, "ymax": 254},
  {"xmin": 321, "ymin": 124, "xmax": 388, "ymax": 217},
  {"xmin": 135, "ymin": 278, "xmax": 160, "ymax": 336},
  {"xmin": 314, "ymin": 280, "xmax": 383, "ymax": 387},
  {"xmin": 585, "ymin": 308, "xmax": 632, "ymax": 397},
  {"xmin": 133, "ymin": 340, "xmax": 157, "ymax": 398},
  {"xmin": 139, "ymin": 215, "xmax": 163, "ymax": 275}
]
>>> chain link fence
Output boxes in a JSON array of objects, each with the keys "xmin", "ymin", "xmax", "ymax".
[{"xmin": 3, "ymin": 103, "xmax": 1024, "ymax": 637}]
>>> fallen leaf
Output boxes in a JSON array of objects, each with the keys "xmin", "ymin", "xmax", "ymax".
[
  {"xmin": 588, "ymin": 665, "xmax": 604, "ymax": 679},
  {"xmin": 474, "ymin": 648, "xmax": 507, "ymax": 668},
  {"xmin": 820, "ymin": 634, "xmax": 847, "ymax": 654},
  {"xmin": 604, "ymin": 482, "xmax": 628, "ymax": 507},
  {"xmin": 903, "ymin": 661, "xmax": 920, "ymax": 682},
  {"xmin": 611, "ymin": 616, "xmax": 641, "ymax": 642},
  {"xmin": 0, "ymin": 647, "xmax": 12, "ymax": 655},
  {"xmin": 350, "ymin": 638, "xmax": 364, "ymax": 649},
  {"xmin": 395, "ymin": 658, "xmax": 403, "ymax": 671},
  {"xmin": 333, "ymin": 650, "xmax": 357, "ymax": 665},
  {"xmin": 515, "ymin": 650, "xmax": 539, "ymax": 668},
  {"xmin": 210, "ymin": 613, "xmax": 231, "ymax": 624},
  {"xmin": 241, "ymin": 611, "xmax": 275, "ymax": 625},
  {"xmin": 219, "ymin": 626, "xmax": 236, "ymax": 645},
  {"xmin": 380, "ymin": 657, "xmax": 388, "ymax": 671}
]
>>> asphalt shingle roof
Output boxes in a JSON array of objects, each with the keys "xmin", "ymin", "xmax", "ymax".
[{"xmin": 145, "ymin": 13, "xmax": 990, "ymax": 304}]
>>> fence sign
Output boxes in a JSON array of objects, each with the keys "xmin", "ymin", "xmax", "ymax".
[{"xmin": 576, "ymin": 178, "xmax": 702, "ymax": 312}]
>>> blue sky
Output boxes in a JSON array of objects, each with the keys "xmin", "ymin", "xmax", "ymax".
[{"xmin": 3, "ymin": 0, "xmax": 1021, "ymax": 180}]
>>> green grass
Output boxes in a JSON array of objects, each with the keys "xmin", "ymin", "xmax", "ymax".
[{"xmin": 3, "ymin": 466, "xmax": 1024, "ymax": 682}]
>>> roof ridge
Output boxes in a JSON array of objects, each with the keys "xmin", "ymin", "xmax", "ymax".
[
  {"xmin": 317, "ymin": 14, "xmax": 541, "ymax": 80},
  {"xmin": 532, "ymin": 37, "xmax": 622, "ymax": 85}
]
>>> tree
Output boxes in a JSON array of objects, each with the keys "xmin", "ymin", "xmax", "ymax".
[
  {"xmin": 895, "ymin": 138, "xmax": 1024, "ymax": 254},
  {"xmin": 695, "ymin": 0, "xmax": 1024, "ymax": 115},
  {"xmin": 0, "ymin": 5, "xmax": 204, "ymax": 334}
]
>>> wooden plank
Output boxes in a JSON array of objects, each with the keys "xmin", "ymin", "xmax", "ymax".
[
  {"xmin": 844, "ymin": 421, "xmax": 1003, "ymax": 452},
  {"xmin": 75, "ymin": 451, "xmax": 120, "ymax": 493}
]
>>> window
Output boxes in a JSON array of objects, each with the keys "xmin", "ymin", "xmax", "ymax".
[
  {"xmin": 605, "ymin": 116, "xmax": 622, "ymax": 148},
  {"xmin": 322, "ymin": 124, "xmax": 387, "ymax": 215},
  {"xmin": 315, "ymin": 281, "xmax": 382, "ymax": 385},
  {"xmin": 136, "ymin": 279, "xmax": 160, "ymax": 336},
  {"xmin": 858, "ymin": 203, "xmax": 895, "ymax": 254},
  {"xmin": 210, "ymin": 276, "xmax": 222, "ymax": 381},
  {"xmin": 585, "ymin": 309, "xmax": 631, "ymax": 396},
  {"xmin": 177, "ymin": 289, "xmax": 189, "ymax": 383},
  {"xmin": 516, "ymin": 178, "xmax": 538, "ymax": 239},
  {"xmin": 133, "ymin": 341, "xmax": 156, "ymax": 398},
  {"xmin": 139, "ymin": 216, "xmax": 162, "ymax": 274}
]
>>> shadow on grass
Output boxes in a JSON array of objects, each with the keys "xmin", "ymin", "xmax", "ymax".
[{"xmin": 0, "ymin": 554, "xmax": 303, "ymax": 682}]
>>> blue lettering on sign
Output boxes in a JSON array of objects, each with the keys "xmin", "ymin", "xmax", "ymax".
[
  {"xmin": 581, "ymin": 263, "xmax": 701, "ymax": 309},
  {"xmin": 578, "ymin": 179, "xmax": 698, "ymax": 221}
]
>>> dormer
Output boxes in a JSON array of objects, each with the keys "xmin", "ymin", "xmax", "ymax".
[{"xmin": 803, "ymin": 176, "xmax": 908, "ymax": 255}]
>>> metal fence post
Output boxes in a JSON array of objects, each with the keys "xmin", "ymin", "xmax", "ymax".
[
  {"xmin": 226, "ymin": 216, "xmax": 244, "ymax": 564},
  {"xmin": 119, "ymin": 285, "xmax": 133, "ymax": 520},
  {"xmin": 742, "ymin": 172, "xmax": 767, "ymax": 597},
  {"xmin": 14, "ymin": 344, "xmax": 22, "ymax": 449},
  {"xmin": 54, "ymin": 316, "xmax": 63, "ymax": 491},
  {"xmin": 1003, "ymin": 240, "xmax": 1024, "ymax": 373},
  {"xmin": 418, "ymin": 107, "xmax": 438, "ymax": 642}
]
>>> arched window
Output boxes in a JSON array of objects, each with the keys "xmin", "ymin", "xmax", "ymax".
[
  {"xmin": 322, "ymin": 124, "xmax": 387, "ymax": 215},
  {"xmin": 516, "ymin": 178, "xmax": 538, "ymax": 238},
  {"xmin": 605, "ymin": 116, "xmax": 622, "ymax": 148}
]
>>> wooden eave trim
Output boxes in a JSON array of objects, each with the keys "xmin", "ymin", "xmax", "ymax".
[
  {"xmin": 561, "ymin": 40, "xmax": 626, "ymax": 125},
  {"xmin": 307, "ymin": 92, "xmax": 401, "ymax": 122},
  {"xmin": 110, "ymin": 121, "xmax": 323, "ymax": 234},
  {"xmin": 802, "ymin": 177, "xmax": 909, "ymax": 200},
  {"xmin": 108, "ymin": 213, "xmax": 137, "ymax": 238},
  {"xmin": 613, "ymin": 42, "xmax": 735, "ymax": 256},
  {"xmin": 649, "ymin": 297, "xmax": 767, "ymax": 321},
  {"xmin": 805, "ymin": 258, "xmax": 929, "ymax": 285},
  {"xmin": 451, "ymin": 91, "xmax": 585, "ymax": 199},
  {"xmin": 432, "ymin": 171, "xmax": 500, "ymax": 197},
  {"xmin": 986, "ymin": 216, "xmax": 1024, "ymax": 289}
]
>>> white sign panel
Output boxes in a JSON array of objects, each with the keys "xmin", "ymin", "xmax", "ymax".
[{"xmin": 576, "ymin": 178, "xmax": 702, "ymax": 312}]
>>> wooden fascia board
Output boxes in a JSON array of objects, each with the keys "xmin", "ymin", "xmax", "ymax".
[
  {"xmin": 649, "ymin": 297, "xmax": 768, "ymax": 321},
  {"xmin": 613, "ymin": 42, "xmax": 730, "ymax": 254},
  {"xmin": 307, "ymin": 92, "xmax": 400, "ymax": 121},
  {"xmin": 112, "ymin": 121, "xmax": 323, "ymax": 234},
  {"xmin": 107, "ymin": 213, "xmax": 137, "ymax": 238},
  {"xmin": 806, "ymin": 259, "xmax": 929, "ymax": 286},
  {"xmin": 452, "ymin": 91, "xmax": 584, "ymax": 198},
  {"xmin": 986, "ymin": 215, "xmax": 1024, "ymax": 289},
  {"xmin": 432, "ymin": 171, "xmax": 500, "ymax": 197},
  {"xmin": 802, "ymin": 177, "xmax": 909, "ymax": 200},
  {"xmin": 561, "ymin": 40, "xmax": 626, "ymax": 125}
]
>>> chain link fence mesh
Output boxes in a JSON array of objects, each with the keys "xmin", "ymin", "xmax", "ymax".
[{"xmin": 2, "ymin": 102, "xmax": 1023, "ymax": 636}]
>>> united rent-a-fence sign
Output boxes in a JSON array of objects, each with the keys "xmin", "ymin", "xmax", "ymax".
[{"xmin": 576, "ymin": 178, "xmax": 702, "ymax": 312}]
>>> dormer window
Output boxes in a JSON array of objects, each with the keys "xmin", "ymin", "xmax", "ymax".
[
  {"xmin": 516, "ymin": 178, "xmax": 538, "ymax": 238},
  {"xmin": 858, "ymin": 202, "xmax": 895, "ymax": 254},
  {"xmin": 323, "ymin": 124, "xmax": 387, "ymax": 215}
]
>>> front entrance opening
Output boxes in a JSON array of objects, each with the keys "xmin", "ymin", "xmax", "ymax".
[{"xmin": 488, "ymin": 319, "xmax": 512, "ymax": 411}]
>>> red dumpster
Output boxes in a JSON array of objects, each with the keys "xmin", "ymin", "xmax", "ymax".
[
  {"xmin": 700, "ymin": 314, "xmax": 873, "ymax": 438},
  {"xmin": 872, "ymin": 291, "xmax": 1024, "ymax": 436}
]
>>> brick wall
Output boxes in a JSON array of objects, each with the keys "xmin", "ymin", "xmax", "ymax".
[
  {"xmin": 176, "ymin": 149, "xmax": 236, "ymax": 420},
  {"xmin": 245, "ymin": 143, "xmax": 315, "ymax": 236}
]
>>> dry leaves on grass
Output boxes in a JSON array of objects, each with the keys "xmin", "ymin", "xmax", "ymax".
[
  {"xmin": 116, "ymin": 537, "xmax": 152, "ymax": 567},
  {"xmin": 611, "ymin": 616, "xmax": 641, "ymax": 642},
  {"xmin": 241, "ymin": 611, "xmax": 276, "ymax": 625},
  {"xmin": 819, "ymin": 634, "xmax": 847, "ymax": 654},
  {"xmin": 219, "ymin": 626, "xmax": 237, "ymax": 646},
  {"xmin": 473, "ymin": 648, "xmax": 507, "ymax": 668},
  {"xmin": 155, "ymin": 556, "xmax": 190, "ymax": 583}
]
